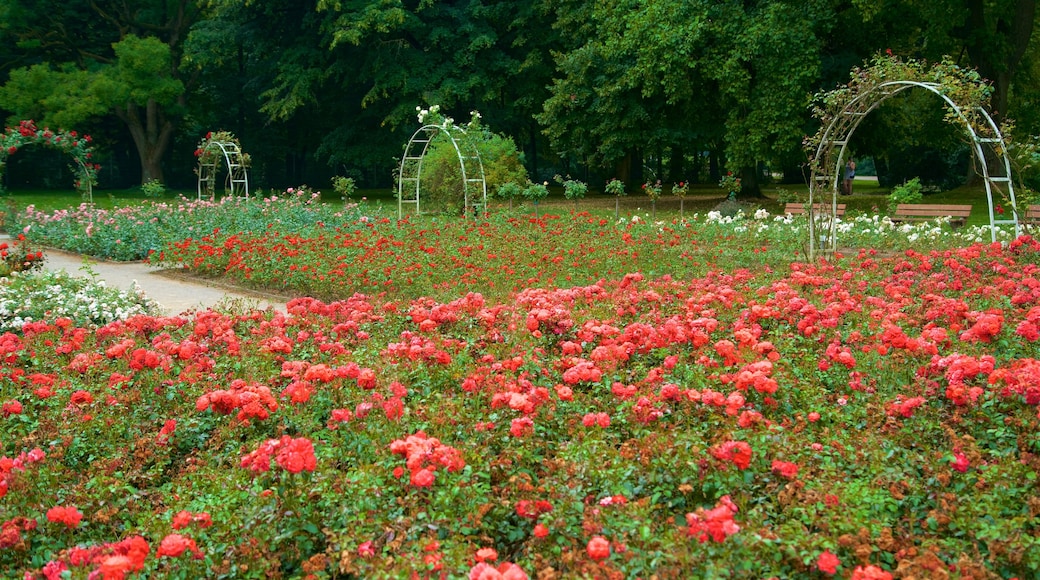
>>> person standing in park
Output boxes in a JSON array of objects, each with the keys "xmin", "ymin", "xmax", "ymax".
[{"xmin": 842, "ymin": 159, "xmax": 856, "ymax": 195}]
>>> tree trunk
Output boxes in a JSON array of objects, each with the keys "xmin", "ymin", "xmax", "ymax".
[
  {"xmin": 616, "ymin": 149, "xmax": 643, "ymax": 190},
  {"xmin": 963, "ymin": 0, "xmax": 1036, "ymax": 122},
  {"xmin": 738, "ymin": 165, "xmax": 762, "ymax": 198},
  {"xmin": 669, "ymin": 144, "xmax": 684, "ymax": 183},
  {"xmin": 528, "ymin": 122, "xmax": 539, "ymax": 182},
  {"xmin": 709, "ymin": 150, "xmax": 721, "ymax": 183},
  {"xmin": 116, "ymin": 99, "xmax": 175, "ymax": 185}
]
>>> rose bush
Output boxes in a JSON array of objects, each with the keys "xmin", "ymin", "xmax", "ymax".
[{"xmin": 2, "ymin": 201, "xmax": 1039, "ymax": 578}]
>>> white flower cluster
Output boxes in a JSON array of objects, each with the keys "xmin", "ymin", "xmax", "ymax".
[{"xmin": 0, "ymin": 270, "xmax": 161, "ymax": 332}]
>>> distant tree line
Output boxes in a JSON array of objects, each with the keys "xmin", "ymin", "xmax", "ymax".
[{"xmin": 1, "ymin": 0, "xmax": 1037, "ymax": 195}]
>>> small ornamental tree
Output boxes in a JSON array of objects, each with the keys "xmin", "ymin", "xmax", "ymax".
[
  {"xmin": 555, "ymin": 175, "xmax": 587, "ymax": 211},
  {"xmin": 642, "ymin": 180, "xmax": 662, "ymax": 219},
  {"xmin": 606, "ymin": 178, "xmax": 626, "ymax": 219},
  {"xmin": 0, "ymin": 120, "xmax": 98, "ymax": 199},
  {"xmin": 673, "ymin": 181, "xmax": 689, "ymax": 219},
  {"xmin": 523, "ymin": 181, "xmax": 549, "ymax": 211}
]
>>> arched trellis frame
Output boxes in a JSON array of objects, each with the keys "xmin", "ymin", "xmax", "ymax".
[
  {"xmin": 0, "ymin": 120, "xmax": 98, "ymax": 202},
  {"xmin": 808, "ymin": 70, "xmax": 1021, "ymax": 260},
  {"xmin": 397, "ymin": 123, "xmax": 487, "ymax": 219},
  {"xmin": 196, "ymin": 132, "xmax": 250, "ymax": 200}
]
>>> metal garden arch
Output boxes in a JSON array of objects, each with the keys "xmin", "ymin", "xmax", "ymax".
[
  {"xmin": 197, "ymin": 139, "xmax": 250, "ymax": 200},
  {"xmin": 809, "ymin": 80, "xmax": 1021, "ymax": 260},
  {"xmin": 397, "ymin": 122, "xmax": 486, "ymax": 219}
]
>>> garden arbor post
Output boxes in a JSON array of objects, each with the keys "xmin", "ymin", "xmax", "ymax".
[
  {"xmin": 398, "ymin": 122, "xmax": 486, "ymax": 220},
  {"xmin": 807, "ymin": 57, "xmax": 1021, "ymax": 260},
  {"xmin": 0, "ymin": 121, "xmax": 98, "ymax": 202},
  {"xmin": 195, "ymin": 132, "xmax": 250, "ymax": 200}
]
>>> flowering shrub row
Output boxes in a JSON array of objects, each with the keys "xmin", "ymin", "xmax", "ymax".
[
  {"xmin": 0, "ymin": 268, "xmax": 159, "ymax": 332},
  {"xmin": 1, "ymin": 229, "xmax": 1039, "ymax": 577},
  {"xmin": 10, "ymin": 188, "xmax": 362, "ymax": 261},
  {"xmin": 150, "ymin": 209, "xmax": 1017, "ymax": 304}
]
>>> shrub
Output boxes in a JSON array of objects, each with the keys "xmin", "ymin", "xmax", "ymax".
[
  {"xmin": 0, "ymin": 268, "xmax": 160, "ymax": 331},
  {"xmin": 556, "ymin": 175, "xmax": 588, "ymax": 202},
  {"xmin": 140, "ymin": 179, "xmax": 166, "ymax": 198},
  {"xmin": 888, "ymin": 177, "xmax": 923, "ymax": 213},
  {"xmin": 418, "ymin": 126, "xmax": 528, "ymax": 214},
  {"xmin": 522, "ymin": 182, "xmax": 549, "ymax": 206},
  {"xmin": 332, "ymin": 175, "xmax": 357, "ymax": 201}
]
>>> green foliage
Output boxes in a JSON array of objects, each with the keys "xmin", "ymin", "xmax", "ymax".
[
  {"xmin": 415, "ymin": 109, "xmax": 527, "ymax": 214},
  {"xmin": 332, "ymin": 175, "xmax": 358, "ymax": 201},
  {"xmin": 0, "ymin": 35, "xmax": 184, "ymax": 129},
  {"xmin": 888, "ymin": 177, "xmax": 924, "ymax": 213},
  {"xmin": 605, "ymin": 178, "xmax": 626, "ymax": 197},
  {"xmin": 0, "ymin": 268, "xmax": 160, "ymax": 331},
  {"xmin": 140, "ymin": 179, "xmax": 166, "ymax": 198},
  {"xmin": 495, "ymin": 182, "xmax": 523, "ymax": 202},
  {"xmin": 555, "ymin": 175, "xmax": 588, "ymax": 201},
  {"xmin": 522, "ymin": 181, "xmax": 549, "ymax": 204},
  {"xmin": 719, "ymin": 173, "xmax": 742, "ymax": 200}
]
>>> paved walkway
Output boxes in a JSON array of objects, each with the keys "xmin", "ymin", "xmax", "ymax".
[{"xmin": 5, "ymin": 236, "xmax": 287, "ymax": 315}]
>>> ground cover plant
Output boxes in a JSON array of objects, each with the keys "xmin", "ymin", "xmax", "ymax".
[
  {"xmin": 2, "ymin": 190, "xmax": 1040, "ymax": 578},
  {"xmin": 7, "ymin": 188, "xmax": 362, "ymax": 262}
]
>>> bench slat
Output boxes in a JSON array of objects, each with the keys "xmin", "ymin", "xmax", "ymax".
[
  {"xmin": 785, "ymin": 203, "xmax": 846, "ymax": 216},
  {"xmin": 890, "ymin": 204, "xmax": 971, "ymax": 227}
]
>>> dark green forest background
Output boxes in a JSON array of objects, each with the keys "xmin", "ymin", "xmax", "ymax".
[{"xmin": 2, "ymin": 0, "xmax": 1039, "ymax": 194}]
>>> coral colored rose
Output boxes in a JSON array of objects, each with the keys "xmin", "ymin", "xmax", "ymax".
[
  {"xmin": 410, "ymin": 468, "xmax": 436, "ymax": 487},
  {"xmin": 586, "ymin": 536, "xmax": 610, "ymax": 561},
  {"xmin": 46, "ymin": 506, "xmax": 82, "ymax": 529},
  {"xmin": 475, "ymin": 547, "xmax": 498, "ymax": 562},
  {"xmin": 274, "ymin": 436, "xmax": 317, "ymax": 473},
  {"xmin": 469, "ymin": 561, "xmax": 529, "ymax": 580},
  {"xmin": 157, "ymin": 533, "xmax": 200, "ymax": 558},
  {"xmin": 850, "ymin": 565, "xmax": 893, "ymax": 580},
  {"xmin": 771, "ymin": 460, "xmax": 799, "ymax": 479},
  {"xmin": 98, "ymin": 555, "xmax": 134, "ymax": 580},
  {"xmin": 533, "ymin": 523, "xmax": 549, "ymax": 538},
  {"xmin": 358, "ymin": 540, "xmax": 376, "ymax": 557},
  {"xmin": 1, "ymin": 400, "xmax": 22, "ymax": 416},
  {"xmin": 817, "ymin": 550, "xmax": 840, "ymax": 575},
  {"xmin": 951, "ymin": 451, "xmax": 970, "ymax": 473}
]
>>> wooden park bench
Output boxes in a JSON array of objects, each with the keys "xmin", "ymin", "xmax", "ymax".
[
  {"xmin": 890, "ymin": 204, "xmax": 972, "ymax": 228},
  {"xmin": 784, "ymin": 203, "xmax": 846, "ymax": 217},
  {"xmin": 1024, "ymin": 205, "xmax": 1040, "ymax": 228}
]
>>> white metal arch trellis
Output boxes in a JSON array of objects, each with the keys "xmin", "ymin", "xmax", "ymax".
[
  {"xmin": 809, "ymin": 80, "xmax": 1020, "ymax": 259},
  {"xmin": 397, "ymin": 123, "xmax": 487, "ymax": 219},
  {"xmin": 197, "ymin": 140, "xmax": 250, "ymax": 200},
  {"xmin": 75, "ymin": 158, "xmax": 94, "ymax": 203}
]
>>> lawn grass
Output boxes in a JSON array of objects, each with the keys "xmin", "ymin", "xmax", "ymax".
[{"xmin": 0, "ymin": 178, "xmax": 1008, "ymax": 229}]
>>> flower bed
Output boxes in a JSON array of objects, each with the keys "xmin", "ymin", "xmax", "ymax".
[
  {"xmin": 147, "ymin": 209, "xmax": 1014, "ymax": 304},
  {"xmin": 1, "ymin": 214, "xmax": 1039, "ymax": 577},
  {"xmin": 9, "ymin": 188, "xmax": 361, "ymax": 262}
]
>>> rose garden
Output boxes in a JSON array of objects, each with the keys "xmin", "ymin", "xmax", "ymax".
[{"xmin": 2, "ymin": 50, "xmax": 1040, "ymax": 580}]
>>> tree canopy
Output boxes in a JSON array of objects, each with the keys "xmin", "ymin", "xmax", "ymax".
[{"xmin": 0, "ymin": 0, "xmax": 1037, "ymax": 192}]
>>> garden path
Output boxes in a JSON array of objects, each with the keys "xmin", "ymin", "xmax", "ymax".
[{"xmin": 3, "ymin": 234, "xmax": 287, "ymax": 315}]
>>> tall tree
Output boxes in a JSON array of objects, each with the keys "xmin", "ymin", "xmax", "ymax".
[
  {"xmin": 200, "ymin": 0, "xmax": 556, "ymax": 184},
  {"xmin": 0, "ymin": 0, "xmax": 200, "ymax": 184},
  {"xmin": 851, "ymin": 0, "xmax": 1038, "ymax": 122},
  {"xmin": 539, "ymin": 0, "xmax": 829, "ymax": 195}
]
